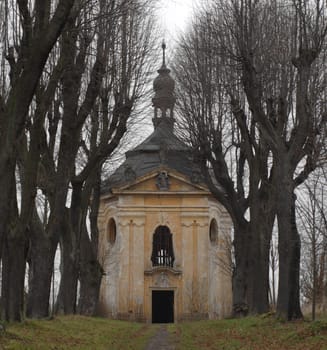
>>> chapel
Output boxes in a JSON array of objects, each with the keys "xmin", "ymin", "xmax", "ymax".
[{"xmin": 97, "ymin": 43, "xmax": 232, "ymax": 323}]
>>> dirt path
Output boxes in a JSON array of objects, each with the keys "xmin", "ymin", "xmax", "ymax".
[{"xmin": 145, "ymin": 325, "xmax": 176, "ymax": 350}]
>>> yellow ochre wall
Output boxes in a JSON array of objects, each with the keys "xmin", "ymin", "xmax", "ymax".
[{"xmin": 98, "ymin": 170, "xmax": 232, "ymax": 322}]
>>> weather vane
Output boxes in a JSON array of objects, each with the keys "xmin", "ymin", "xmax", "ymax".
[{"xmin": 162, "ymin": 40, "xmax": 166, "ymax": 66}]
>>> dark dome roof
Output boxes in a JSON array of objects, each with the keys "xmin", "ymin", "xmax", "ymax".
[
  {"xmin": 101, "ymin": 42, "xmax": 204, "ymax": 194},
  {"xmin": 101, "ymin": 118, "xmax": 203, "ymax": 193},
  {"xmin": 153, "ymin": 66, "xmax": 175, "ymax": 95}
]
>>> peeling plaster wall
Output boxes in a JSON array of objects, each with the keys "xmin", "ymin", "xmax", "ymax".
[
  {"xmin": 98, "ymin": 173, "xmax": 233, "ymax": 322},
  {"xmin": 208, "ymin": 201, "xmax": 233, "ymax": 319},
  {"xmin": 101, "ymin": 228, "xmax": 122, "ymax": 317}
]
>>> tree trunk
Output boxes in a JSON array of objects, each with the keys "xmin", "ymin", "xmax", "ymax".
[
  {"xmin": 55, "ymin": 215, "xmax": 79, "ymax": 315},
  {"xmin": 232, "ymin": 221, "xmax": 251, "ymax": 316},
  {"xmin": 1, "ymin": 235, "xmax": 27, "ymax": 321},
  {"xmin": 248, "ymin": 186, "xmax": 275, "ymax": 314},
  {"xmin": 78, "ymin": 227, "xmax": 103, "ymax": 316},
  {"xmin": 77, "ymin": 168, "xmax": 103, "ymax": 315},
  {"xmin": 0, "ymin": 162, "xmax": 16, "ymax": 260},
  {"xmin": 232, "ymin": 193, "xmax": 273, "ymax": 317},
  {"xmin": 26, "ymin": 213, "xmax": 58, "ymax": 318},
  {"xmin": 26, "ymin": 241, "xmax": 57, "ymax": 318},
  {"xmin": 276, "ymin": 166, "xmax": 303, "ymax": 320},
  {"xmin": 1, "ymin": 172, "xmax": 28, "ymax": 322},
  {"xmin": 233, "ymin": 224, "xmax": 271, "ymax": 316},
  {"xmin": 289, "ymin": 194, "xmax": 303, "ymax": 319},
  {"xmin": 55, "ymin": 182, "xmax": 84, "ymax": 315},
  {"xmin": 248, "ymin": 220, "xmax": 271, "ymax": 314},
  {"xmin": 55, "ymin": 255, "xmax": 78, "ymax": 314}
]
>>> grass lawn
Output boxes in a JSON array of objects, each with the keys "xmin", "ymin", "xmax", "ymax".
[
  {"xmin": 0, "ymin": 316, "xmax": 157, "ymax": 349},
  {"xmin": 169, "ymin": 315, "xmax": 327, "ymax": 350},
  {"xmin": 0, "ymin": 314, "xmax": 326, "ymax": 349}
]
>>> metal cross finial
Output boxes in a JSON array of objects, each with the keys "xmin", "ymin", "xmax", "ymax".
[{"xmin": 162, "ymin": 40, "xmax": 166, "ymax": 66}]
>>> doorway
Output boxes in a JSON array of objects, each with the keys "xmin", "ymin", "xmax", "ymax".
[{"xmin": 152, "ymin": 290, "xmax": 174, "ymax": 323}]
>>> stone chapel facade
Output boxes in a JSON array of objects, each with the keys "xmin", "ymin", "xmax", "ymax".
[{"xmin": 97, "ymin": 44, "xmax": 232, "ymax": 323}]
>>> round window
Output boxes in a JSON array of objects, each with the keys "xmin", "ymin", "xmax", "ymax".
[
  {"xmin": 209, "ymin": 219, "xmax": 218, "ymax": 244},
  {"xmin": 107, "ymin": 218, "xmax": 117, "ymax": 244}
]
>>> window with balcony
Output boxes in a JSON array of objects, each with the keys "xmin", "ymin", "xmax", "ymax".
[{"xmin": 151, "ymin": 225, "xmax": 174, "ymax": 268}]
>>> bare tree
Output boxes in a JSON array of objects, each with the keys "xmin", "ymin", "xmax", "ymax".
[
  {"xmin": 0, "ymin": 0, "xmax": 75, "ymax": 322},
  {"xmin": 25, "ymin": 0, "xmax": 157, "ymax": 318},
  {"xmin": 174, "ymin": 0, "xmax": 327, "ymax": 320},
  {"xmin": 174, "ymin": 7, "xmax": 275, "ymax": 317},
  {"xmin": 224, "ymin": 0, "xmax": 326, "ymax": 320},
  {"xmin": 298, "ymin": 169, "xmax": 327, "ymax": 320}
]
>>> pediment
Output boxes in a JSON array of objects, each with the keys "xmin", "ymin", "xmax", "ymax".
[{"xmin": 111, "ymin": 167, "xmax": 209, "ymax": 194}]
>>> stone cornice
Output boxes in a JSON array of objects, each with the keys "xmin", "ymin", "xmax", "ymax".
[{"xmin": 144, "ymin": 266, "xmax": 182, "ymax": 276}]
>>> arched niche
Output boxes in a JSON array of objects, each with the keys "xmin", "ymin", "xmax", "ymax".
[
  {"xmin": 151, "ymin": 225, "xmax": 175, "ymax": 268},
  {"xmin": 209, "ymin": 218, "xmax": 218, "ymax": 245},
  {"xmin": 107, "ymin": 218, "xmax": 117, "ymax": 245}
]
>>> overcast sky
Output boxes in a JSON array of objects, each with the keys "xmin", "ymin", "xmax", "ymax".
[
  {"xmin": 156, "ymin": 0, "xmax": 197, "ymax": 43},
  {"xmin": 152, "ymin": 0, "xmax": 203, "ymax": 67}
]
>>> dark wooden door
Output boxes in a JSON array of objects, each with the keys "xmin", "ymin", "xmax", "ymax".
[{"xmin": 152, "ymin": 290, "xmax": 174, "ymax": 323}]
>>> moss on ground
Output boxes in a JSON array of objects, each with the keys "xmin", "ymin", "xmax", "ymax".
[
  {"xmin": 0, "ymin": 316, "xmax": 155, "ymax": 349},
  {"xmin": 0, "ymin": 315, "xmax": 327, "ymax": 349},
  {"xmin": 168, "ymin": 315, "xmax": 327, "ymax": 350}
]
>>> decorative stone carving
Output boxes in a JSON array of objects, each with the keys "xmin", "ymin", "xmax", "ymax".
[
  {"xmin": 156, "ymin": 171, "xmax": 170, "ymax": 190},
  {"xmin": 191, "ymin": 168, "xmax": 201, "ymax": 184},
  {"xmin": 156, "ymin": 272, "xmax": 170, "ymax": 288},
  {"xmin": 124, "ymin": 165, "xmax": 136, "ymax": 182}
]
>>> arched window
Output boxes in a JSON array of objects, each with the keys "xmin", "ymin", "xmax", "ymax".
[
  {"xmin": 107, "ymin": 218, "xmax": 117, "ymax": 244},
  {"xmin": 151, "ymin": 226, "xmax": 174, "ymax": 268},
  {"xmin": 209, "ymin": 219, "xmax": 218, "ymax": 244}
]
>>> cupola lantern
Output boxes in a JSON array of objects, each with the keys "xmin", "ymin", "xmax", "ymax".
[{"xmin": 152, "ymin": 41, "xmax": 176, "ymax": 128}]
